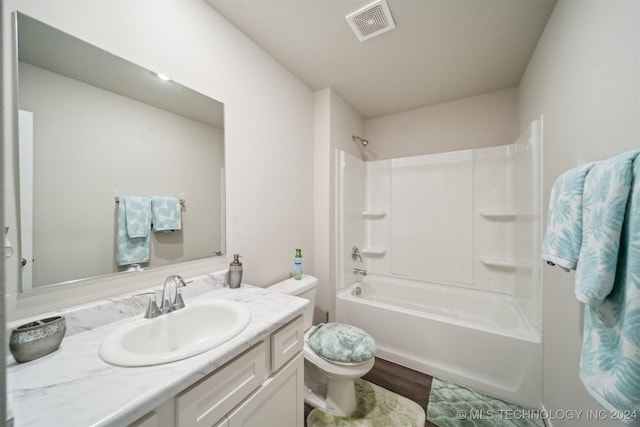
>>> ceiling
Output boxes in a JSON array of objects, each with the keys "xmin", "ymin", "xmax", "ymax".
[{"xmin": 205, "ymin": 0, "xmax": 556, "ymax": 119}]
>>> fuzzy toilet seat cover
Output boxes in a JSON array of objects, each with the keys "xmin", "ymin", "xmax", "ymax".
[{"xmin": 307, "ymin": 322, "xmax": 376, "ymax": 364}]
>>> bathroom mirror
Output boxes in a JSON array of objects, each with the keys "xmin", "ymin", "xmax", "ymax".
[{"xmin": 14, "ymin": 13, "xmax": 225, "ymax": 292}]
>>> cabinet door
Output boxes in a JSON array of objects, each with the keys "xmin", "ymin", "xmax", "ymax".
[{"xmin": 227, "ymin": 353, "xmax": 303, "ymax": 427}]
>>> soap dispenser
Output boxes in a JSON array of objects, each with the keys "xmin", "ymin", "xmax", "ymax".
[{"xmin": 228, "ymin": 254, "xmax": 243, "ymax": 289}]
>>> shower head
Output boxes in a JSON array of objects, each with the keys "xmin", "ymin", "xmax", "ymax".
[{"xmin": 352, "ymin": 135, "xmax": 369, "ymax": 147}]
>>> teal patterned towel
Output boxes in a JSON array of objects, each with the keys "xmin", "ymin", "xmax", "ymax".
[
  {"xmin": 151, "ymin": 196, "xmax": 182, "ymax": 232},
  {"xmin": 116, "ymin": 196, "xmax": 151, "ymax": 266},
  {"xmin": 122, "ymin": 196, "xmax": 151, "ymax": 238},
  {"xmin": 542, "ymin": 162, "xmax": 595, "ymax": 270},
  {"xmin": 575, "ymin": 150, "xmax": 639, "ymax": 306},
  {"xmin": 579, "ymin": 152, "xmax": 640, "ymax": 425}
]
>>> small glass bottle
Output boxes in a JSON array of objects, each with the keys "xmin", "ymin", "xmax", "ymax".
[
  {"xmin": 294, "ymin": 248, "xmax": 302, "ymax": 280},
  {"xmin": 228, "ymin": 254, "xmax": 243, "ymax": 288}
]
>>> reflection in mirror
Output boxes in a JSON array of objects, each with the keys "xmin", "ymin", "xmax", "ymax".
[{"xmin": 15, "ymin": 13, "xmax": 225, "ymax": 292}]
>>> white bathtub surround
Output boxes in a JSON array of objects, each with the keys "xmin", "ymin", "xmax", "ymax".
[
  {"xmin": 6, "ymin": 275, "xmax": 307, "ymax": 427},
  {"xmin": 338, "ymin": 120, "xmax": 542, "ymax": 329},
  {"xmin": 337, "ymin": 277, "xmax": 541, "ymax": 408}
]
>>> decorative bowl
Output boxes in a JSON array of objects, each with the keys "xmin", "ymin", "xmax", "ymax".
[{"xmin": 9, "ymin": 316, "xmax": 66, "ymax": 363}]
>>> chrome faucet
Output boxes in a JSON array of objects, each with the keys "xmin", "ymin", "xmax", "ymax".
[
  {"xmin": 159, "ymin": 274, "xmax": 187, "ymax": 314},
  {"xmin": 135, "ymin": 275, "xmax": 188, "ymax": 319},
  {"xmin": 352, "ymin": 246, "xmax": 363, "ymax": 263}
]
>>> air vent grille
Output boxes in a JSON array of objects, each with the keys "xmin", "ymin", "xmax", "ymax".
[{"xmin": 346, "ymin": 0, "xmax": 396, "ymax": 42}]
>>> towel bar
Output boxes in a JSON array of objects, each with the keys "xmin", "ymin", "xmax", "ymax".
[{"xmin": 115, "ymin": 196, "xmax": 184, "ymax": 206}]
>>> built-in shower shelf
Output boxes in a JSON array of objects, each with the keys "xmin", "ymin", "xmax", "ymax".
[
  {"xmin": 362, "ymin": 248, "xmax": 387, "ymax": 257},
  {"xmin": 362, "ymin": 211, "xmax": 386, "ymax": 219},
  {"xmin": 480, "ymin": 211, "xmax": 517, "ymax": 220},
  {"xmin": 480, "ymin": 257, "xmax": 517, "ymax": 270}
]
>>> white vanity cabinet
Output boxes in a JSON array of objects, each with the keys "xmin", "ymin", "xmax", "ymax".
[
  {"xmin": 223, "ymin": 353, "xmax": 303, "ymax": 427},
  {"xmin": 128, "ymin": 399, "xmax": 175, "ymax": 427},
  {"xmin": 129, "ymin": 316, "xmax": 305, "ymax": 427}
]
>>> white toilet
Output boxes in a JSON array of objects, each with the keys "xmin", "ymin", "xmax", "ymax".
[{"xmin": 268, "ymin": 275, "xmax": 376, "ymax": 416}]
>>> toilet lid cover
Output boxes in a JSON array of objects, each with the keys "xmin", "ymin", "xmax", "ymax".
[{"xmin": 307, "ymin": 323, "xmax": 376, "ymax": 364}]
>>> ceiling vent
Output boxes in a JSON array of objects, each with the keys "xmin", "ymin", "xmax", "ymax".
[{"xmin": 345, "ymin": 0, "xmax": 396, "ymax": 42}]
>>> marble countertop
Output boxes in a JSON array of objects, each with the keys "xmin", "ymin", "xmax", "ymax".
[{"xmin": 7, "ymin": 276, "xmax": 307, "ymax": 427}]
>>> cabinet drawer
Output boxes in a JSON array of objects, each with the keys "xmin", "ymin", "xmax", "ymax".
[
  {"xmin": 177, "ymin": 342, "xmax": 267, "ymax": 427},
  {"xmin": 271, "ymin": 316, "xmax": 304, "ymax": 372}
]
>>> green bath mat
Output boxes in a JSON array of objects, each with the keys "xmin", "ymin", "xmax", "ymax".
[
  {"xmin": 427, "ymin": 378, "xmax": 544, "ymax": 427},
  {"xmin": 307, "ymin": 379, "xmax": 426, "ymax": 427}
]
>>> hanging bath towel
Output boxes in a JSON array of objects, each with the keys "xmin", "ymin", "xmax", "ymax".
[
  {"xmin": 116, "ymin": 196, "xmax": 151, "ymax": 266},
  {"xmin": 151, "ymin": 196, "xmax": 182, "ymax": 232},
  {"xmin": 575, "ymin": 150, "xmax": 638, "ymax": 305},
  {"xmin": 575, "ymin": 150, "xmax": 640, "ymax": 425}
]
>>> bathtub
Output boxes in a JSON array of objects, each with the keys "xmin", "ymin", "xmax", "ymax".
[{"xmin": 336, "ymin": 275, "xmax": 542, "ymax": 408}]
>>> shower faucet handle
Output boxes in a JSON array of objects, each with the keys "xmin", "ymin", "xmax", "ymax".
[{"xmin": 354, "ymin": 268, "xmax": 367, "ymax": 277}]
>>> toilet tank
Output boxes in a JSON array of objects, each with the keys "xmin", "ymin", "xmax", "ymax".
[{"xmin": 268, "ymin": 275, "xmax": 317, "ymax": 330}]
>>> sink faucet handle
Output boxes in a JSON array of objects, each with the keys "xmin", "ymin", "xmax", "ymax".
[
  {"xmin": 134, "ymin": 292, "xmax": 161, "ymax": 319},
  {"xmin": 171, "ymin": 275, "xmax": 187, "ymax": 309},
  {"xmin": 145, "ymin": 300, "xmax": 161, "ymax": 318},
  {"xmin": 173, "ymin": 292, "xmax": 185, "ymax": 310}
]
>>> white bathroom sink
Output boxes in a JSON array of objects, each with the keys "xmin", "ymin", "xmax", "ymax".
[{"xmin": 99, "ymin": 300, "xmax": 251, "ymax": 367}]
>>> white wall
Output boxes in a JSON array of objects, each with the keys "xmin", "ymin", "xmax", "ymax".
[
  {"xmin": 519, "ymin": 0, "xmax": 640, "ymax": 424},
  {"xmin": 313, "ymin": 88, "xmax": 363, "ymax": 322},
  {"xmin": 3, "ymin": 0, "xmax": 314, "ymax": 320},
  {"xmin": 313, "ymin": 89, "xmax": 332, "ymax": 323},
  {"xmin": 364, "ymin": 88, "xmax": 518, "ymax": 160}
]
